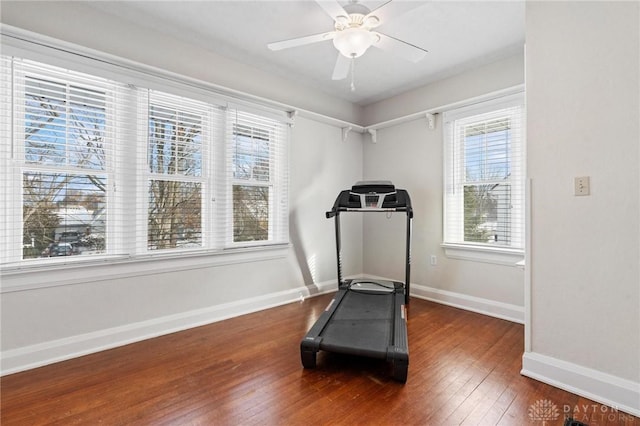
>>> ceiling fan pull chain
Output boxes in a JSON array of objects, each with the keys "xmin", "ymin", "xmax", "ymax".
[{"xmin": 350, "ymin": 56, "xmax": 356, "ymax": 92}]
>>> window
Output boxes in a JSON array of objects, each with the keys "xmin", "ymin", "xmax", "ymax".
[
  {"xmin": 443, "ymin": 93, "xmax": 525, "ymax": 262},
  {"xmin": 1, "ymin": 55, "xmax": 289, "ymax": 268},
  {"xmin": 2, "ymin": 59, "xmax": 116, "ymax": 262},
  {"xmin": 227, "ymin": 110, "xmax": 288, "ymax": 245},
  {"xmin": 146, "ymin": 92, "xmax": 209, "ymax": 251}
]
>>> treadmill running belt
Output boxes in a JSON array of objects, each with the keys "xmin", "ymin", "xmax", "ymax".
[{"xmin": 319, "ymin": 290, "xmax": 394, "ymax": 359}]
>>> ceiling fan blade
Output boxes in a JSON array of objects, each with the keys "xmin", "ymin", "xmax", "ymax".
[
  {"xmin": 373, "ymin": 32, "xmax": 428, "ymax": 63},
  {"xmin": 365, "ymin": 1, "xmax": 422, "ymax": 27},
  {"xmin": 267, "ymin": 32, "xmax": 335, "ymax": 51},
  {"xmin": 332, "ymin": 53, "xmax": 350, "ymax": 80},
  {"xmin": 314, "ymin": 0, "xmax": 348, "ymax": 21}
]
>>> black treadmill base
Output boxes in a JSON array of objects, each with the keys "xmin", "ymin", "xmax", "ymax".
[
  {"xmin": 391, "ymin": 358, "xmax": 408, "ymax": 383},
  {"xmin": 301, "ymin": 350, "xmax": 316, "ymax": 369},
  {"xmin": 300, "ymin": 280, "xmax": 409, "ymax": 383}
]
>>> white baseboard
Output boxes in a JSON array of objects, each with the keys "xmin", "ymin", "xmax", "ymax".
[
  {"xmin": 1, "ymin": 279, "xmax": 338, "ymax": 376},
  {"xmin": 522, "ymin": 351, "xmax": 640, "ymax": 418},
  {"xmin": 410, "ymin": 283, "xmax": 524, "ymax": 324}
]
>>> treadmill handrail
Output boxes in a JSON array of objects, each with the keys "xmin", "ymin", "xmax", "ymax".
[{"xmin": 326, "ymin": 206, "xmax": 411, "ymax": 218}]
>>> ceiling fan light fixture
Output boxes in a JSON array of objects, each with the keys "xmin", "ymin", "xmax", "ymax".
[{"xmin": 332, "ymin": 27, "xmax": 376, "ymax": 58}]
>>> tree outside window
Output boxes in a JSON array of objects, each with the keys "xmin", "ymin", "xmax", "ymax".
[{"xmin": 147, "ymin": 101, "xmax": 204, "ymax": 250}]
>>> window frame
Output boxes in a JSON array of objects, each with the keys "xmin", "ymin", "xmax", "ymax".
[
  {"xmin": 0, "ymin": 42, "xmax": 291, "ymax": 282},
  {"xmin": 442, "ymin": 92, "xmax": 525, "ymax": 265}
]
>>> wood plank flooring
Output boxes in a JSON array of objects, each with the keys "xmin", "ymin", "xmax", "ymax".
[{"xmin": 1, "ymin": 294, "xmax": 637, "ymax": 425}]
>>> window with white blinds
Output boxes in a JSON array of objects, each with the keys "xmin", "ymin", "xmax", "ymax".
[
  {"xmin": 443, "ymin": 93, "xmax": 525, "ymax": 252},
  {"xmin": 225, "ymin": 109, "xmax": 289, "ymax": 246},
  {"xmin": 1, "ymin": 55, "xmax": 290, "ymax": 267},
  {"xmin": 144, "ymin": 91, "xmax": 211, "ymax": 251},
  {"xmin": 1, "ymin": 58, "xmax": 119, "ymax": 263}
]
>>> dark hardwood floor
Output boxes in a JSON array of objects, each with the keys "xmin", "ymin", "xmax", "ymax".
[{"xmin": 1, "ymin": 294, "xmax": 637, "ymax": 425}]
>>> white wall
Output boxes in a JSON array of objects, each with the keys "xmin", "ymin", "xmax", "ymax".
[
  {"xmin": 361, "ymin": 54, "xmax": 525, "ymax": 321},
  {"xmin": 361, "ymin": 53, "xmax": 525, "ymax": 126},
  {"xmin": 289, "ymin": 117, "xmax": 364, "ymax": 286},
  {"xmin": 523, "ymin": 1, "xmax": 640, "ymax": 415},
  {"xmin": 0, "ymin": 3, "xmax": 363, "ymax": 373}
]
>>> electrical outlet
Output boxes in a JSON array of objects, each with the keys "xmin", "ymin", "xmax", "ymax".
[
  {"xmin": 574, "ymin": 176, "xmax": 590, "ymax": 196},
  {"xmin": 430, "ymin": 255, "xmax": 437, "ymax": 266}
]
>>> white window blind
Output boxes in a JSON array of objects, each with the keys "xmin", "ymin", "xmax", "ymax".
[
  {"xmin": 1, "ymin": 58, "xmax": 126, "ymax": 263},
  {"xmin": 224, "ymin": 108, "xmax": 289, "ymax": 247},
  {"xmin": 443, "ymin": 93, "xmax": 525, "ymax": 251},
  {"xmin": 1, "ymin": 54, "xmax": 290, "ymax": 268}
]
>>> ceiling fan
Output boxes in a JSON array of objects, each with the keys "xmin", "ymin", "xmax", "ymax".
[{"xmin": 267, "ymin": 0, "xmax": 428, "ymax": 91}]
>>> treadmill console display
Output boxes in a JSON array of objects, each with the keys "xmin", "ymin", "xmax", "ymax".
[
  {"xmin": 349, "ymin": 190, "xmax": 397, "ymax": 209},
  {"xmin": 351, "ymin": 180, "xmax": 396, "ymax": 209}
]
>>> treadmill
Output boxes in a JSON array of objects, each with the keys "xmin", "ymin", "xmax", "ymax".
[{"xmin": 300, "ymin": 181, "xmax": 413, "ymax": 382}]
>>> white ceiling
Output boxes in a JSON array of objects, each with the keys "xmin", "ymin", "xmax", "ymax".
[{"xmin": 87, "ymin": 1, "xmax": 525, "ymax": 106}]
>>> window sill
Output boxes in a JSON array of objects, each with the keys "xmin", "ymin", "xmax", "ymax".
[
  {"xmin": 0, "ymin": 244, "xmax": 290, "ymax": 293},
  {"xmin": 441, "ymin": 242, "xmax": 524, "ymax": 266}
]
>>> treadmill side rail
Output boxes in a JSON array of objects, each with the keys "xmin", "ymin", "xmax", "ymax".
[
  {"xmin": 388, "ymin": 290, "xmax": 409, "ymax": 382},
  {"xmin": 300, "ymin": 288, "xmax": 348, "ymax": 368}
]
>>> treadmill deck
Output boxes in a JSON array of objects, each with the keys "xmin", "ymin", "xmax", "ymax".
[{"xmin": 319, "ymin": 290, "xmax": 394, "ymax": 359}]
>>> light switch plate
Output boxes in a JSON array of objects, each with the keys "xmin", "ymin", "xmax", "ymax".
[{"xmin": 574, "ymin": 176, "xmax": 590, "ymax": 196}]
